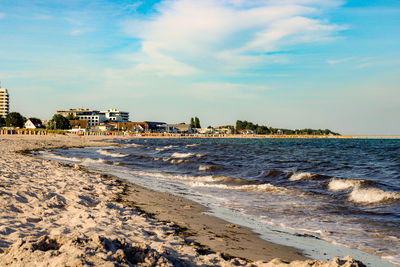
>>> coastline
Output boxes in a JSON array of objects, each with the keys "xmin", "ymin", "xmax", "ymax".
[{"xmin": 0, "ymin": 135, "xmax": 366, "ymax": 266}]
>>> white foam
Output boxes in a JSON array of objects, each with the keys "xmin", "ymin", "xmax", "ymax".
[
  {"xmin": 185, "ymin": 144, "xmax": 200, "ymax": 148},
  {"xmin": 289, "ymin": 172, "xmax": 313, "ymax": 181},
  {"xmin": 126, "ymin": 143, "xmax": 145, "ymax": 148},
  {"xmin": 156, "ymin": 145, "xmax": 177, "ymax": 151},
  {"xmin": 190, "ymin": 181, "xmax": 285, "ymax": 193},
  {"xmin": 199, "ymin": 165, "xmax": 211, "ymax": 171},
  {"xmin": 170, "ymin": 159, "xmax": 189, "ymax": 164},
  {"xmin": 97, "ymin": 149, "xmax": 128, "ymax": 158},
  {"xmin": 82, "ymin": 158, "xmax": 109, "ymax": 165},
  {"xmin": 171, "ymin": 152, "xmax": 194, "ymax": 158},
  {"xmin": 328, "ymin": 178, "xmax": 360, "ymax": 191},
  {"xmin": 349, "ymin": 186, "xmax": 400, "ymax": 204}
]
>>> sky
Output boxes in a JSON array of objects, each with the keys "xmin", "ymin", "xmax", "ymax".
[{"xmin": 0, "ymin": 0, "xmax": 399, "ymax": 135}]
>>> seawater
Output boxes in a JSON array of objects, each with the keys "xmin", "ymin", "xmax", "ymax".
[{"xmin": 38, "ymin": 138, "xmax": 400, "ymax": 266}]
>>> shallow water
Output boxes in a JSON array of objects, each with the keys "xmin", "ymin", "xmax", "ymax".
[{"xmin": 39, "ymin": 138, "xmax": 400, "ymax": 266}]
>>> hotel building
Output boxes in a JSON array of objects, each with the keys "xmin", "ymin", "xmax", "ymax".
[
  {"xmin": 0, "ymin": 88, "xmax": 9, "ymax": 118},
  {"xmin": 56, "ymin": 108, "xmax": 130, "ymax": 127}
]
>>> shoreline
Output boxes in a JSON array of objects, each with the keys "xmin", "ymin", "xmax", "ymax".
[
  {"xmin": 20, "ymin": 135, "xmax": 306, "ymax": 262},
  {"xmin": 0, "ymin": 135, "xmax": 368, "ymax": 266}
]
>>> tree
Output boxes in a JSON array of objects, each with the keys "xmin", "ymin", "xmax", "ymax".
[
  {"xmin": 5, "ymin": 112, "xmax": 25, "ymax": 128},
  {"xmin": 0, "ymin": 117, "xmax": 5, "ymax": 127},
  {"xmin": 49, "ymin": 114, "xmax": 70, "ymax": 130},
  {"xmin": 190, "ymin": 117, "xmax": 195, "ymax": 128},
  {"xmin": 194, "ymin": 117, "xmax": 201, "ymax": 128},
  {"xmin": 65, "ymin": 113, "xmax": 78, "ymax": 120}
]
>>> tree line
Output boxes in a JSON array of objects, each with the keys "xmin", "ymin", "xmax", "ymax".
[
  {"xmin": 0, "ymin": 112, "xmax": 72, "ymax": 130},
  {"xmin": 236, "ymin": 120, "xmax": 340, "ymax": 135}
]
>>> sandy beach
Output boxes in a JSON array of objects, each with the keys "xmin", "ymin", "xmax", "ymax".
[{"xmin": 0, "ymin": 135, "xmax": 365, "ymax": 266}]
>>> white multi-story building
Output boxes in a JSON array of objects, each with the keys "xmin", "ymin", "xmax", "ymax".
[
  {"xmin": 57, "ymin": 108, "xmax": 107, "ymax": 127},
  {"xmin": 100, "ymin": 109, "xmax": 129, "ymax": 122},
  {"xmin": 56, "ymin": 108, "xmax": 129, "ymax": 127},
  {"xmin": 0, "ymin": 88, "xmax": 9, "ymax": 118}
]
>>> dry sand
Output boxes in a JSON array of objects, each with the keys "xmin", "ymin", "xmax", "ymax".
[{"xmin": 0, "ymin": 135, "xmax": 364, "ymax": 266}]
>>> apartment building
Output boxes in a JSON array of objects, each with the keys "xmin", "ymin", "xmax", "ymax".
[
  {"xmin": 101, "ymin": 108, "xmax": 129, "ymax": 122},
  {"xmin": 56, "ymin": 108, "xmax": 129, "ymax": 127},
  {"xmin": 0, "ymin": 88, "xmax": 9, "ymax": 118}
]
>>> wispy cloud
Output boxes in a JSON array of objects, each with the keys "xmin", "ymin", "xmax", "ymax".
[
  {"xmin": 70, "ymin": 28, "xmax": 94, "ymax": 36},
  {"xmin": 0, "ymin": 12, "xmax": 5, "ymax": 19},
  {"xmin": 327, "ymin": 57, "xmax": 353, "ymax": 65},
  {"xmin": 121, "ymin": 0, "xmax": 343, "ymax": 76}
]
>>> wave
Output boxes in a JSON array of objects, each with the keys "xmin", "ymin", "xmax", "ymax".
[
  {"xmin": 171, "ymin": 152, "xmax": 194, "ymax": 158},
  {"xmin": 156, "ymin": 145, "xmax": 178, "ymax": 151},
  {"xmin": 82, "ymin": 158, "xmax": 112, "ymax": 165},
  {"xmin": 152, "ymin": 157, "xmax": 190, "ymax": 165},
  {"xmin": 349, "ymin": 186, "xmax": 400, "ymax": 204},
  {"xmin": 97, "ymin": 149, "xmax": 129, "ymax": 158},
  {"xmin": 170, "ymin": 159, "xmax": 190, "ymax": 165},
  {"xmin": 185, "ymin": 144, "xmax": 200, "ymax": 148},
  {"xmin": 190, "ymin": 181, "xmax": 286, "ymax": 193},
  {"xmin": 125, "ymin": 143, "xmax": 145, "ymax": 148},
  {"xmin": 212, "ymin": 175, "xmax": 255, "ymax": 185},
  {"xmin": 264, "ymin": 169, "xmax": 284, "ymax": 178},
  {"xmin": 328, "ymin": 178, "xmax": 400, "ymax": 204},
  {"xmin": 328, "ymin": 178, "xmax": 361, "ymax": 191},
  {"xmin": 289, "ymin": 172, "xmax": 314, "ymax": 181},
  {"xmin": 198, "ymin": 164, "xmax": 224, "ymax": 171}
]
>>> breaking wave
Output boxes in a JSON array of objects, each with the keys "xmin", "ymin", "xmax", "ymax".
[
  {"xmin": 125, "ymin": 143, "xmax": 145, "ymax": 148},
  {"xmin": 328, "ymin": 178, "xmax": 361, "ymax": 191},
  {"xmin": 152, "ymin": 157, "xmax": 190, "ymax": 165},
  {"xmin": 190, "ymin": 181, "xmax": 286, "ymax": 193},
  {"xmin": 185, "ymin": 144, "xmax": 200, "ymax": 148},
  {"xmin": 289, "ymin": 172, "xmax": 314, "ymax": 181},
  {"xmin": 329, "ymin": 178, "xmax": 400, "ymax": 204},
  {"xmin": 155, "ymin": 145, "xmax": 178, "ymax": 151},
  {"xmin": 170, "ymin": 159, "xmax": 191, "ymax": 165},
  {"xmin": 198, "ymin": 164, "xmax": 224, "ymax": 171},
  {"xmin": 349, "ymin": 186, "xmax": 400, "ymax": 204},
  {"xmin": 97, "ymin": 149, "xmax": 129, "ymax": 158},
  {"xmin": 171, "ymin": 152, "xmax": 195, "ymax": 158}
]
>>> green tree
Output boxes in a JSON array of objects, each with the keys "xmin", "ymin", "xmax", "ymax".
[
  {"xmin": 49, "ymin": 114, "xmax": 70, "ymax": 130},
  {"xmin": 194, "ymin": 117, "xmax": 201, "ymax": 128},
  {"xmin": 190, "ymin": 117, "xmax": 195, "ymax": 128},
  {"xmin": 5, "ymin": 112, "xmax": 25, "ymax": 128},
  {"xmin": 0, "ymin": 117, "xmax": 6, "ymax": 127},
  {"xmin": 29, "ymin": 117, "xmax": 41, "ymax": 121},
  {"xmin": 65, "ymin": 113, "xmax": 78, "ymax": 120}
]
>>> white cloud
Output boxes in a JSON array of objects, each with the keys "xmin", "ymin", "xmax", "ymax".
[
  {"xmin": 121, "ymin": 0, "xmax": 343, "ymax": 76},
  {"xmin": 327, "ymin": 57, "xmax": 353, "ymax": 65},
  {"xmin": 0, "ymin": 13, "xmax": 5, "ymax": 19},
  {"xmin": 70, "ymin": 28, "xmax": 94, "ymax": 36}
]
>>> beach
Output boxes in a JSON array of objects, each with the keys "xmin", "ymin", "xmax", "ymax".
[{"xmin": 0, "ymin": 135, "xmax": 366, "ymax": 266}]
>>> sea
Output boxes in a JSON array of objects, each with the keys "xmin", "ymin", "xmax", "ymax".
[{"xmin": 37, "ymin": 138, "xmax": 400, "ymax": 266}]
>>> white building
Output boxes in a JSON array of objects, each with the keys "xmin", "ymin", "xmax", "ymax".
[
  {"xmin": 100, "ymin": 109, "xmax": 129, "ymax": 122},
  {"xmin": 57, "ymin": 108, "xmax": 107, "ymax": 127},
  {"xmin": 57, "ymin": 108, "xmax": 129, "ymax": 126},
  {"xmin": 0, "ymin": 88, "xmax": 9, "ymax": 118},
  {"xmin": 25, "ymin": 118, "xmax": 44, "ymax": 129}
]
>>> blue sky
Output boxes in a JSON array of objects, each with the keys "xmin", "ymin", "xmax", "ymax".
[{"xmin": 0, "ymin": 0, "xmax": 399, "ymax": 134}]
